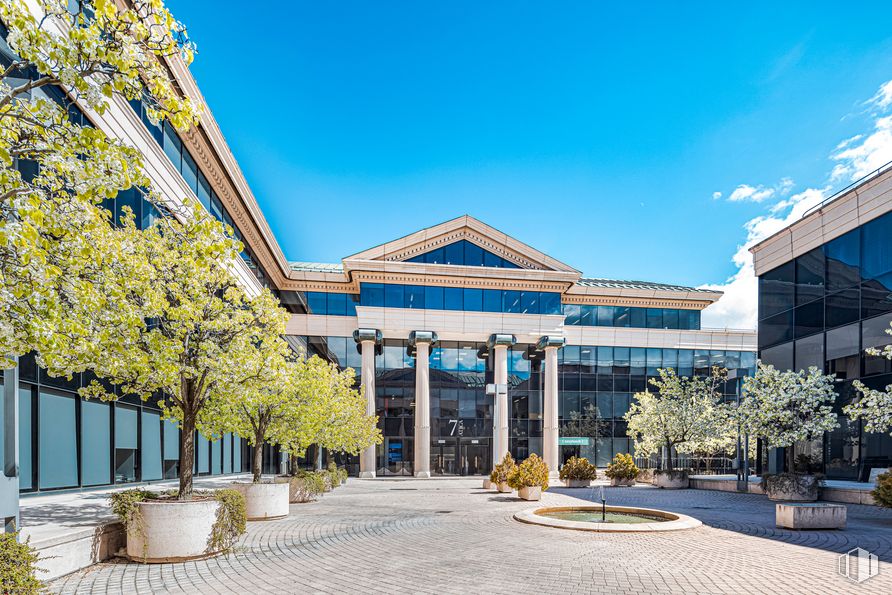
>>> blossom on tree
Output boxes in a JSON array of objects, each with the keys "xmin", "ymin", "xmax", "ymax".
[{"xmin": 845, "ymin": 320, "xmax": 892, "ymax": 436}]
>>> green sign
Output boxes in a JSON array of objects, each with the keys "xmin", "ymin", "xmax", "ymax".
[{"xmin": 558, "ymin": 437, "xmax": 590, "ymax": 446}]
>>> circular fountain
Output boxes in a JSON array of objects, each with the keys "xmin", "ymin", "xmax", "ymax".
[{"xmin": 514, "ymin": 505, "xmax": 701, "ymax": 532}]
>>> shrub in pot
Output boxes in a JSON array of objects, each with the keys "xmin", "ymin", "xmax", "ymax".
[
  {"xmin": 282, "ymin": 471, "xmax": 326, "ymax": 503},
  {"xmin": 0, "ymin": 531, "xmax": 42, "ymax": 594},
  {"xmin": 605, "ymin": 453, "xmax": 639, "ymax": 486},
  {"xmin": 873, "ymin": 470, "xmax": 892, "ymax": 508},
  {"xmin": 491, "ymin": 453, "xmax": 517, "ymax": 493},
  {"xmin": 760, "ymin": 473, "xmax": 821, "ymax": 502},
  {"xmin": 559, "ymin": 456, "xmax": 597, "ymax": 487},
  {"xmin": 508, "ymin": 454, "xmax": 549, "ymax": 501}
]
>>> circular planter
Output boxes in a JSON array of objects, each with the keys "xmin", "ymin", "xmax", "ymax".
[
  {"xmin": 483, "ymin": 478, "xmax": 493, "ymax": 490},
  {"xmin": 497, "ymin": 482, "xmax": 513, "ymax": 493},
  {"xmin": 518, "ymin": 486, "xmax": 542, "ymax": 501},
  {"xmin": 764, "ymin": 474, "xmax": 819, "ymax": 502},
  {"xmin": 564, "ymin": 478, "xmax": 592, "ymax": 488},
  {"xmin": 610, "ymin": 477, "xmax": 636, "ymax": 487},
  {"xmin": 127, "ymin": 499, "xmax": 221, "ymax": 563},
  {"xmin": 653, "ymin": 471, "xmax": 689, "ymax": 489},
  {"xmin": 231, "ymin": 481, "xmax": 290, "ymax": 520}
]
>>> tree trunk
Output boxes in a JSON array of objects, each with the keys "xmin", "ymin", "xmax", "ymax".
[
  {"xmin": 315, "ymin": 445, "xmax": 323, "ymax": 471},
  {"xmin": 253, "ymin": 430, "xmax": 265, "ymax": 483},
  {"xmin": 289, "ymin": 452, "xmax": 299, "ymax": 475},
  {"xmin": 785, "ymin": 445, "xmax": 796, "ymax": 474},
  {"xmin": 179, "ymin": 415, "xmax": 196, "ymax": 500},
  {"xmin": 666, "ymin": 443, "xmax": 674, "ymax": 472}
]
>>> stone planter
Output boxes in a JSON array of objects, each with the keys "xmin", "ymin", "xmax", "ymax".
[
  {"xmin": 483, "ymin": 478, "xmax": 492, "ymax": 490},
  {"xmin": 776, "ymin": 503, "xmax": 845, "ymax": 529},
  {"xmin": 518, "ymin": 486, "xmax": 542, "ymax": 501},
  {"xmin": 653, "ymin": 470, "xmax": 689, "ymax": 489},
  {"xmin": 497, "ymin": 482, "xmax": 512, "ymax": 493},
  {"xmin": 564, "ymin": 479, "xmax": 592, "ymax": 488},
  {"xmin": 763, "ymin": 474, "xmax": 819, "ymax": 502},
  {"xmin": 610, "ymin": 477, "xmax": 636, "ymax": 487},
  {"xmin": 127, "ymin": 499, "xmax": 220, "ymax": 563},
  {"xmin": 231, "ymin": 482, "xmax": 290, "ymax": 520}
]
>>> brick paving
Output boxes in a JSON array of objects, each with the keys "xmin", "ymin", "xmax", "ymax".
[{"xmin": 51, "ymin": 478, "xmax": 892, "ymax": 594}]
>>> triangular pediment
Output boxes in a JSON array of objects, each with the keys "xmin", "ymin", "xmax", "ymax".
[{"xmin": 344, "ymin": 215, "xmax": 579, "ymax": 273}]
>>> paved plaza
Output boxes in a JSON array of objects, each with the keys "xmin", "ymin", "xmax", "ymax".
[{"xmin": 51, "ymin": 478, "xmax": 892, "ymax": 594}]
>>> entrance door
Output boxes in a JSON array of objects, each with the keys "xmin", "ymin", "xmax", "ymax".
[
  {"xmin": 459, "ymin": 438, "xmax": 490, "ymax": 476},
  {"xmin": 432, "ymin": 438, "xmax": 458, "ymax": 475},
  {"xmin": 383, "ymin": 438, "xmax": 413, "ymax": 476}
]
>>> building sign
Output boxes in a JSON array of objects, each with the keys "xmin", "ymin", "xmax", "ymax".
[{"xmin": 558, "ymin": 437, "xmax": 590, "ymax": 446}]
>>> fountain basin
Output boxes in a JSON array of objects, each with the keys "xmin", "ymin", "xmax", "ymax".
[{"xmin": 514, "ymin": 505, "xmax": 701, "ymax": 532}]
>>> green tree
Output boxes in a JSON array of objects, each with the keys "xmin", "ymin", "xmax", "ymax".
[
  {"xmin": 845, "ymin": 321, "xmax": 892, "ymax": 436},
  {"xmin": 624, "ymin": 367, "xmax": 731, "ymax": 471}
]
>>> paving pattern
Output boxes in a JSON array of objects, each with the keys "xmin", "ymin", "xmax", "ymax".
[{"xmin": 51, "ymin": 478, "xmax": 892, "ymax": 594}]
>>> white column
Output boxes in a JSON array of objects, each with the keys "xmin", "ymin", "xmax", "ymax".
[
  {"xmin": 543, "ymin": 345, "xmax": 559, "ymax": 477},
  {"xmin": 414, "ymin": 340, "xmax": 431, "ymax": 478},
  {"xmin": 359, "ymin": 338, "xmax": 377, "ymax": 478},
  {"xmin": 493, "ymin": 344, "xmax": 509, "ymax": 465}
]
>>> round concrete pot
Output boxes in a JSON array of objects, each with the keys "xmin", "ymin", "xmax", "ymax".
[
  {"xmin": 483, "ymin": 478, "xmax": 493, "ymax": 490},
  {"xmin": 497, "ymin": 482, "xmax": 513, "ymax": 493},
  {"xmin": 653, "ymin": 471, "xmax": 690, "ymax": 489},
  {"xmin": 127, "ymin": 499, "xmax": 220, "ymax": 563},
  {"xmin": 764, "ymin": 474, "xmax": 819, "ymax": 502},
  {"xmin": 610, "ymin": 477, "xmax": 636, "ymax": 487},
  {"xmin": 518, "ymin": 486, "xmax": 542, "ymax": 501},
  {"xmin": 564, "ymin": 479, "xmax": 592, "ymax": 488},
  {"xmin": 231, "ymin": 481, "xmax": 290, "ymax": 520}
]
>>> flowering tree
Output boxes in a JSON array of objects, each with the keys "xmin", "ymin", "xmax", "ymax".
[
  {"xmin": 282, "ymin": 356, "xmax": 381, "ymax": 471},
  {"xmin": 72, "ymin": 208, "xmax": 291, "ymax": 499},
  {"xmin": 740, "ymin": 362, "xmax": 839, "ymax": 472},
  {"xmin": 0, "ymin": 0, "xmax": 198, "ymax": 367},
  {"xmin": 624, "ymin": 367, "xmax": 731, "ymax": 471},
  {"xmin": 845, "ymin": 321, "xmax": 892, "ymax": 436}
]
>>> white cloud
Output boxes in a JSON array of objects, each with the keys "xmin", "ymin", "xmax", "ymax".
[
  {"xmin": 727, "ymin": 184, "xmax": 775, "ymax": 203},
  {"xmin": 712, "ymin": 191, "xmax": 722, "ymax": 200},
  {"xmin": 701, "ymin": 78, "xmax": 892, "ymax": 330}
]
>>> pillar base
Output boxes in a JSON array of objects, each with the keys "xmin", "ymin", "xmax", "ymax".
[
  {"xmin": 414, "ymin": 471, "xmax": 431, "ymax": 479},
  {"xmin": 359, "ymin": 471, "xmax": 376, "ymax": 479}
]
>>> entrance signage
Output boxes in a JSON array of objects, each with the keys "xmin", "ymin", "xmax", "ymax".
[{"xmin": 558, "ymin": 437, "xmax": 590, "ymax": 446}]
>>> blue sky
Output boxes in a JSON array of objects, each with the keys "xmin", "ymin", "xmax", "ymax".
[{"xmin": 167, "ymin": 1, "xmax": 892, "ymax": 327}]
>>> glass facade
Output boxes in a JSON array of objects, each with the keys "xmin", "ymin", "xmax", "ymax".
[
  {"xmin": 405, "ymin": 239, "xmax": 521, "ymax": 268},
  {"xmin": 359, "ymin": 283, "xmax": 562, "ymax": 315},
  {"xmin": 563, "ymin": 305, "xmax": 701, "ymax": 329},
  {"xmin": 757, "ymin": 211, "xmax": 892, "ymax": 480}
]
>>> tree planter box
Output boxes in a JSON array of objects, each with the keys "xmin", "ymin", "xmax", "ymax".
[
  {"xmin": 610, "ymin": 477, "xmax": 636, "ymax": 487},
  {"xmin": 764, "ymin": 474, "xmax": 819, "ymax": 502},
  {"xmin": 776, "ymin": 503, "xmax": 846, "ymax": 529},
  {"xmin": 518, "ymin": 486, "xmax": 541, "ymax": 501},
  {"xmin": 483, "ymin": 478, "xmax": 492, "ymax": 490},
  {"xmin": 127, "ymin": 499, "xmax": 221, "ymax": 563},
  {"xmin": 231, "ymin": 482, "xmax": 290, "ymax": 520},
  {"xmin": 653, "ymin": 471, "xmax": 689, "ymax": 489},
  {"xmin": 497, "ymin": 482, "xmax": 513, "ymax": 493},
  {"xmin": 564, "ymin": 479, "xmax": 592, "ymax": 488}
]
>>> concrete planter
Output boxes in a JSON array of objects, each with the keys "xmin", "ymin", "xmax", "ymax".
[
  {"xmin": 127, "ymin": 499, "xmax": 220, "ymax": 563},
  {"xmin": 518, "ymin": 486, "xmax": 541, "ymax": 501},
  {"xmin": 764, "ymin": 474, "xmax": 819, "ymax": 502},
  {"xmin": 776, "ymin": 503, "xmax": 846, "ymax": 529},
  {"xmin": 231, "ymin": 482, "xmax": 290, "ymax": 520},
  {"xmin": 610, "ymin": 477, "xmax": 636, "ymax": 487},
  {"xmin": 653, "ymin": 470, "xmax": 689, "ymax": 489},
  {"xmin": 497, "ymin": 482, "xmax": 512, "ymax": 493},
  {"xmin": 483, "ymin": 478, "xmax": 492, "ymax": 489},
  {"xmin": 564, "ymin": 479, "xmax": 592, "ymax": 488}
]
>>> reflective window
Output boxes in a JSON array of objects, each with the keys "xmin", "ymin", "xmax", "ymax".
[
  {"xmin": 115, "ymin": 405, "xmax": 138, "ymax": 483},
  {"xmin": 483, "ymin": 289, "xmax": 501, "ymax": 313},
  {"xmin": 405, "ymin": 240, "xmax": 521, "ymax": 268},
  {"xmin": 761, "ymin": 341, "xmax": 793, "ymax": 371},
  {"xmin": 141, "ymin": 410, "xmax": 162, "ymax": 481},
  {"xmin": 795, "ymin": 247, "xmax": 825, "ymax": 306},
  {"xmin": 81, "ymin": 400, "xmax": 110, "ymax": 486},
  {"xmin": 444, "ymin": 287, "xmax": 463, "ymax": 311},
  {"xmin": 759, "ymin": 261, "xmax": 795, "ymax": 319},
  {"xmin": 794, "ymin": 334, "xmax": 824, "ymax": 372},
  {"xmin": 19, "ymin": 387, "xmax": 31, "ymax": 490},
  {"xmin": 862, "ymin": 211, "xmax": 892, "ymax": 280},
  {"xmin": 825, "ymin": 229, "xmax": 860, "ymax": 291},
  {"xmin": 425, "ymin": 286, "xmax": 444, "ymax": 310},
  {"xmin": 463, "ymin": 288, "xmax": 482, "ymax": 312},
  {"xmin": 405, "ymin": 286, "xmax": 425, "ymax": 309},
  {"xmin": 38, "ymin": 391, "xmax": 78, "ymax": 489}
]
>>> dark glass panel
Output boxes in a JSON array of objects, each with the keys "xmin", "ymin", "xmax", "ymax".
[
  {"xmin": 196, "ymin": 172, "xmax": 212, "ymax": 211},
  {"xmin": 826, "ymin": 323, "xmax": 860, "ymax": 381},
  {"xmin": 162, "ymin": 121, "xmax": 181, "ymax": 170},
  {"xmin": 825, "ymin": 288, "xmax": 860, "ymax": 329},
  {"xmin": 483, "ymin": 251, "xmax": 501, "ymax": 267},
  {"xmin": 504, "ymin": 290, "xmax": 521, "ymax": 314},
  {"xmin": 360, "ymin": 283, "xmax": 384, "ymax": 307},
  {"xmin": 327, "ymin": 292, "xmax": 347, "ymax": 316},
  {"xmin": 630, "ymin": 348, "xmax": 646, "ymax": 375},
  {"xmin": 794, "ymin": 299, "xmax": 824, "ymax": 338},
  {"xmin": 345, "ymin": 293, "xmax": 359, "ymax": 316},
  {"xmin": 540, "ymin": 292, "xmax": 561, "ymax": 315},
  {"xmin": 614, "ymin": 306, "xmax": 630, "ymax": 327},
  {"xmin": 795, "ymin": 247, "xmax": 825, "ymax": 306},
  {"xmin": 424, "ymin": 247, "xmax": 445, "ymax": 264},
  {"xmin": 862, "ymin": 273, "xmax": 892, "ymax": 319},
  {"xmin": 563, "ymin": 304, "xmax": 581, "ymax": 325},
  {"xmin": 580, "ymin": 305, "xmax": 594, "ymax": 326},
  {"xmin": 862, "ymin": 211, "xmax": 892, "ymax": 280},
  {"xmin": 404, "ymin": 285, "xmax": 425, "ymax": 309},
  {"xmin": 443, "ymin": 241, "xmax": 464, "ymax": 265},
  {"xmin": 758, "ymin": 261, "xmax": 795, "ymax": 320},
  {"xmin": 760, "ymin": 341, "xmax": 793, "ymax": 372},
  {"xmin": 794, "ymin": 334, "xmax": 824, "ymax": 372},
  {"xmin": 520, "ymin": 291, "xmax": 538, "ymax": 314},
  {"xmin": 825, "ymin": 228, "xmax": 861, "ymax": 292},
  {"xmin": 444, "ymin": 287, "xmax": 463, "ymax": 311},
  {"xmin": 646, "ymin": 308, "xmax": 662, "ymax": 329},
  {"xmin": 464, "ymin": 242, "xmax": 484, "ymax": 266},
  {"xmin": 597, "ymin": 306, "xmax": 614, "ymax": 327},
  {"xmin": 463, "ymin": 288, "xmax": 483, "ymax": 312},
  {"xmin": 424, "ymin": 285, "xmax": 444, "ymax": 310},
  {"xmin": 482, "ymin": 289, "xmax": 501, "ymax": 313},
  {"xmin": 384, "ymin": 284, "xmax": 405, "ymax": 308},
  {"xmin": 630, "ymin": 308, "xmax": 646, "ymax": 328},
  {"xmin": 758, "ymin": 310, "xmax": 793, "ymax": 349},
  {"xmin": 663, "ymin": 309, "xmax": 679, "ymax": 329},
  {"xmin": 181, "ymin": 149, "xmax": 198, "ymax": 193},
  {"xmin": 863, "ymin": 313, "xmax": 892, "ymax": 376}
]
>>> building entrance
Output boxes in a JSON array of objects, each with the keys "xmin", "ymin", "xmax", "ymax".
[{"xmin": 432, "ymin": 438, "xmax": 491, "ymax": 476}]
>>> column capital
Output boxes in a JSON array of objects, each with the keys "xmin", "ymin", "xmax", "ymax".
[
  {"xmin": 408, "ymin": 330, "xmax": 438, "ymax": 347},
  {"xmin": 536, "ymin": 335, "xmax": 566, "ymax": 350},
  {"xmin": 352, "ymin": 328, "xmax": 382, "ymax": 345},
  {"xmin": 487, "ymin": 333, "xmax": 516, "ymax": 349}
]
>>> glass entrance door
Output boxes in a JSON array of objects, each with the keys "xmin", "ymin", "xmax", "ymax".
[
  {"xmin": 383, "ymin": 438, "xmax": 413, "ymax": 476},
  {"xmin": 432, "ymin": 438, "xmax": 458, "ymax": 475},
  {"xmin": 459, "ymin": 438, "xmax": 490, "ymax": 476}
]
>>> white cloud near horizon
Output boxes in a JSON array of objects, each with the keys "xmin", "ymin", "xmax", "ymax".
[{"xmin": 701, "ymin": 79, "xmax": 892, "ymax": 330}]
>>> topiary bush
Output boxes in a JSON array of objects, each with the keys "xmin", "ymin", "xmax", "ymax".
[
  {"xmin": 327, "ymin": 462, "xmax": 342, "ymax": 488},
  {"xmin": 605, "ymin": 453, "xmax": 639, "ymax": 481},
  {"xmin": 284, "ymin": 470, "xmax": 327, "ymax": 502},
  {"xmin": 559, "ymin": 456, "xmax": 597, "ymax": 481},
  {"xmin": 508, "ymin": 453, "xmax": 549, "ymax": 490},
  {"xmin": 873, "ymin": 470, "xmax": 892, "ymax": 508},
  {"xmin": 491, "ymin": 453, "xmax": 517, "ymax": 485},
  {"xmin": 0, "ymin": 531, "xmax": 42, "ymax": 594}
]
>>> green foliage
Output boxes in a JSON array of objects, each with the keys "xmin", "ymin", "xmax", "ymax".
[
  {"xmin": 108, "ymin": 488, "xmax": 158, "ymax": 541},
  {"xmin": 605, "ymin": 453, "xmax": 639, "ymax": 480},
  {"xmin": 491, "ymin": 452, "xmax": 517, "ymax": 484},
  {"xmin": 0, "ymin": 531, "xmax": 42, "ymax": 594},
  {"xmin": 559, "ymin": 456, "xmax": 597, "ymax": 481},
  {"xmin": 327, "ymin": 462, "xmax": 342, "ymax": 488},
  {"xmin": 209, "ymin": 489, "xmax": 247, "ymax": 554},
  {"xmin": 285, "ymin": 471, "xmax": 326, "ymax": 503},
  {"xmin": 760, "ymin": 473, "xmax": 821, "ymax": 500},
  {"xmin": 872, "ymin": 470, "xmax": 892, "ymax": 508},
  {"xmin": 507, "ymin": 454, "xmax": 549, "ymax": 490}
]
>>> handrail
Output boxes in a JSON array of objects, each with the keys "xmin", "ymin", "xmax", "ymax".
[{"xmin": 801, "ymin": 159, "xmax": 892, "ymax": 220}]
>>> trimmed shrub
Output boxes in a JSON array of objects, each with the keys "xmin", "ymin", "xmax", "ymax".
[
  {"xmin": 508, "ymin": 454, "xmax": 549, "ymax": 490},
  {"xmin": 873, "ymin": 470, "xmax": 892, "ymax": 508},
  {"xmin": 605, "ymin": 453, "xmax": 639, "ymax": 481},
  {"xmin": 284, "ymin": 471, "xmax": 326, "ymax": 503},
  {"xmin": 491, "ymin": 453, "xmax": 517, "ymax": 485},
  {"xmin": 559, "ymin": 456, "xmax": 597, "ymax": 481},
  {"xmin": 0, "ymin": 532, "xmax": 41, "ymax": 594}
]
